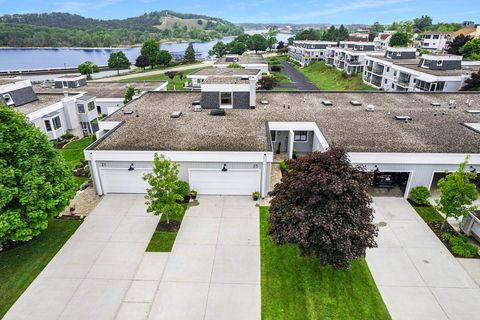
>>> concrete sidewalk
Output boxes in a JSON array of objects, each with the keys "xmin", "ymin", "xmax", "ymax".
[
  {"xmin": 148, "ymin": 196, "xmax": 260, "ymax": 320},
  {"xmin": 367, "ymin": 197, "xmax": 480, "ymax": 320}
]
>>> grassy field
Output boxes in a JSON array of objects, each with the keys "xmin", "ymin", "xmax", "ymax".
[
  {"xmin": 260, "ymin": 207, "xmax": 390, "ymax": 320},
  {"xmin": 59, "ymin": 136, "xmax": 94, "ymax": 190},
  {"xmin": 0, "ymin": 219, "xmax": 83, "ymax": 318},
  {"xmin": 266, "ymin": 55, "xmax": 293, "ymax": 87},
  {"xmin": 122, "ymin": 67, "xmax": 205, "ymax": 90},
  {"xmin": 145, "ymin": 203, "xmax": 189, "ymax": 252},
  {"xmin": 297, "ymin": 61, "xmax": 375, "ymax": 91}
]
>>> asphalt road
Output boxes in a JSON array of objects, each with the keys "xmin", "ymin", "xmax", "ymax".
[{"xmin": 280, "ymin": 61, "xmax": 319, "ymax": 91}]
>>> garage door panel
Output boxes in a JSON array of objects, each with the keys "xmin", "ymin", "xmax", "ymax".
[
  {"xmin": 189, "ymin": 169, "xmax": 260, "ymax": 195},
  {"xmin": 101, "ymin": 168, "xmax": 150, "ymax": 194}
]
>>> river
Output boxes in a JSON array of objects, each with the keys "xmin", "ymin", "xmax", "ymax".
[{"xmin": 0, "ymin": 31, "xmax": 292, "ymax": 72}]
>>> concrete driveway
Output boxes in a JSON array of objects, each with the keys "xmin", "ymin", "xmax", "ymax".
[
  {"xmin": 4, "ymin": 194, "xmax": 161, "ymax": 320},
  {"xmin": 5, "ymin": 195, "xmax": 260, "ymax": 320},
  {"xmin": 148, "ymin": 195, "xmax": 260, "ymax": 320},
  {"xmin": 367, "ymin": 197, "xmax": 480, "ymax": 320}
]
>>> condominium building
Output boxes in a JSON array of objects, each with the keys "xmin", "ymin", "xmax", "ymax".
[
  {"xmin": 325, "ymin": 42, "xmax": 381, "ymax": 75},
  {"xmin": 288, "ymin": 41, "xmax": 338, "ymax": 66}
]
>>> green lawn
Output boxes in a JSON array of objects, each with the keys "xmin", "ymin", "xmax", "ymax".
[
  {"xmin": 122, "ymin": 67, "xmax": 205, "ymax": 90},
  {"xmin": 297, "ymin": 61, "xmax": 375, "ymax": 91},
  {"xmin": 411, "ymin": 204, "xmax": 444, "ymax": 223},
  {"xmin": 260, "ymin": 207, "xmax": 390, "ymax": 320},
  {"xmin": 145, "ymin": 203, "xmax": 188, "ymax": 252},
  {"xmin": 59, "ymin": 136, "xmax": 94, "ymax": 190},
  {"xmin": 0, "ymin": 219, "xmax": 82, "ymax": 318}
]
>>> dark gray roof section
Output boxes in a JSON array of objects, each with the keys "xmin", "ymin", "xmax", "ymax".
[
  {"xmin": 42, "ymin": 111, "xmax": 60, "ymax": 118},
  {"xmin": 76, "ymin": 95, "xmax": 95, "ymax": 101},
  {"xmin": 92, "ymin": 91, "xmax": 480, "ymax": 154},
  {"xmin": 14, "ymin": 94, "xmax": 65, "ymax": 115},
  {"xmin": 0, "ymin": 84, "xmax": 38, "ymax": 107}
]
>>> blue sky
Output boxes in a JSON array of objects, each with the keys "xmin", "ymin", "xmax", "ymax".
[{"xmin": 0, "ymin": 0, "xmax": 478, "ymax": 24}]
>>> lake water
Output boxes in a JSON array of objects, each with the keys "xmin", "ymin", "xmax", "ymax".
[{"xmin": 0, "ymin": 31, "xmax": 292, "ymax": 72}]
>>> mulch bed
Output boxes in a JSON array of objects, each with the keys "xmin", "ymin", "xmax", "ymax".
[{"xmin": 156, "ymin": 220, "xmax": 181, "ymax": 232}]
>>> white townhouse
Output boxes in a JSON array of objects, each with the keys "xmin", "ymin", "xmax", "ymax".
[
  {"xmin": 187, "ymin": 67, "xmax": 262, "ymax": 89},
  {"xmin": 288, "ymin": 40, "xmax": 338, "ymax": 66},
  {"xmin": 363, "ymin": 48, "xmax": 475, "ymax": 92},
  {"xmin": 325, "ymin": 41, "xmax": 382, "ymax": 75},
  {"xmin": 420, "ymin": 31, "xmax": 452, "ymax": 52},
  {"xmin": 213, "ymin": 54, "xmax": 269, "ymax": 74},
  {"xmin": 84, "ymin": 78, "xmax": 480, "ymax": 200}
]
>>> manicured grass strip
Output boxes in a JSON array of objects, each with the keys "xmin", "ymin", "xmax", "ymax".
[
  {"xmin": 146, "ymin": 231, "xmax": 177, "ymax": 252},
  {"xmin": 297, "ymin": 61, "xmax": 375, "ymax": 91},
  {"xmin": 260, "ymin": 207, "xmax": 390, "ymax": 320},
  {"xmin": 122, "ymin": 67, "xmax": 206, "ymax": 90},
  {"xmin": 412, "ymin": 204, "xmax": 444, "ymax": 223},
  {"xmin": 0, "ymin": 219, "xmax": 82, "ymax": 318},
  {"xmin": 59, "ymin": 136, "xmax": 94, "ymax": 190}
]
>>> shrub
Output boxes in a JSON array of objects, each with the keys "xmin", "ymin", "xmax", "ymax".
[
  {"xmin": 80, "ymin": 181, "xmax": 89, "ymax": 191},
  {"xmin": 165, "ymin": 71, "xmax": 178, "ymax": 79},
  {"xmin": 270, "ymin": 65, "xmax": 282, "ymax": 72},
  {"xmin": 442, "ymin": 233, "xmax": 478, "ymax": 257},
  {"xmin": 252, "ymin": 191, "xmax": 260, "ymax": 201},
  {"xmin": 278, "ymin": 160, "xmax": 289, "ymax": 173},
  {"xmin": 292, "ymin": 150, "xmax": 298, "ymax": 160},
  {"xmin": 258, "ymin": 76, "xmax": 278, "ymax": 90},
  {"xmin": 61, "ymin": 132, "xmax": 74, "ymax": 140},
  {"xmin": 177, "ymin": 180, "xmax": 190, "ymax": 196},
  {"xmin": 227, "ymin": 62, "xmax": 242, "ymax": 68},
  {"xmin": 409, "ymin": 186, "xmax": 431, "ymax": 206}
]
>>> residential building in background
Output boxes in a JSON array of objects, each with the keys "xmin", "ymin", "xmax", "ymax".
[
  {"xmin": 187, "ymin": 67, "xmax": 261, "ymax": 89},
  {"xmin": 420, "ymin": 31, "xmax": 452, "ymax": 51},
  {"xmin": 325, "ymin": 42, "xmax": 381, "ymax": 75},
  {"xmin": 213, "ymin": 54, "xmax": 268, "ymax": 73},
  {"xmin": 288, "ymin": 40, "xmax": 338, "ymax": 66}
]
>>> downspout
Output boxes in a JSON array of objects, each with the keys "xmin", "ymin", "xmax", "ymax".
[
  {"xmin": 261, "ymin": 153, "xmax": 267, "ymax": 198},
  {"xmin": 89, "ymin": 151, "xmax": 103, "ymax": 195}
]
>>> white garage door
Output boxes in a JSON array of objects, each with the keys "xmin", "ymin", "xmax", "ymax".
[
  {"xmin": 100, "ymin": 168, "xmax": 150, "ymax": 194},
  {"xmin": 189, "ymin": 169, "xmax": 261, "ymax": 195}
]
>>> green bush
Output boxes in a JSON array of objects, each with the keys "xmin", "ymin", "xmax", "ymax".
[
  {"xmin": 227, "ymin": 62, "xmax": 242, "ymax": 68},
  {"xmin": 177, "ymin": 180, "xmax": 190, "ymax": 196},
  {"xmin": 442, "ymin": 233, "xmax": 478, "ymax": 257},
  {"xmin": 409, "ymin": 186, "xmax": 431, "ymax": 206},
  {"xmin": 279, "ymin": 160, "xmax": 289, "ymax": 173},
  {"xmin": 61, "ymin": 132, "xmax": 74, "ymax": 140}
]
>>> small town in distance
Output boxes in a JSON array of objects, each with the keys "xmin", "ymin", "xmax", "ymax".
[{"xmin": 1, "ymin": 2, "xmax": 480, "ymax": 320}]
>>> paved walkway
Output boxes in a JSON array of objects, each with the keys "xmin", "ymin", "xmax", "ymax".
[
  {"xmin": 280, "ymin": 61, "xmax": 319, "ymax": 91},
  {"xmin": 95, "ymin": 61, "xmax": 214, "ymax": 81},
  {"xmin": 148, "ymin": 195, "xmax": 260, "ymax": 320},
  {"xmin": 367, "ymin": 197, "xmax": 480, "ymax": 320}
]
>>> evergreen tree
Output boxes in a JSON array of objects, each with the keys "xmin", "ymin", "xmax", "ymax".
[{"xmin": 184, "ymin": 42, "xmax": 196, "ymax": 63}]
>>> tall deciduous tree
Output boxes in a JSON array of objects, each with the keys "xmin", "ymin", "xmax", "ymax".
[
  {"xmin": 248, "ymin": 34, "xmax": 269, "ymax": 53},
  {"xmin": 209, "ymin": 41, "xmax": 227, "ymax": 57},
  {"xmin": 413, "ymin": 15, "xmax": 433, "ymax": 32},
  {"xmin": 0, "ymin": 105, "xmax": 75, "ymax": 247},
  {"xmin": 155, "ymin": 50, "xmax": 172, "ymax": 67},
  {"xmin": 266, "ymin": 25, "xmax": 278, "ymax": 49},
  {"xmin": 135, "ymin": 55, "xmax": 150, "ymax": 70},
  {"xmin": 460, "ymin": 38, "xmax": 480, "ymax": 60},
  {"xmin": 435, "ymin": 158, "xmax": 478, "ymax": 231},
  {"xmin": 389, "ymin": 32, "xmax": 412, "ymax": 47},
  {"xmin": 78, "ymin": 61, "xmax": 100, "ymax": 80},
  {"xmin": 183, "ymin": 42, "xmax": 196, "ymax": 63},
  {"xmin": 108, "ymin": 51, "xmax": 131, "ymax": 75},
  {"xmin": 268, "ymin": 147, "xmax": 377, "ymax": 269},
  {"xmin": 141, "ymin": 39, "xmax": 160, "ymax": 68},
  {"xmin": 448, "ymin": 34, "xmax": 473, "ymax": 55},
  {"xmin": 143, "ymin": 154, "xmax": 185, "ymax": 224}
]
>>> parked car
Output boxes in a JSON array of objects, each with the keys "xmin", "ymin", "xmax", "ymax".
[{"xmin": 375, "ymin": 175, "xmax": 395, "ymax": 188}]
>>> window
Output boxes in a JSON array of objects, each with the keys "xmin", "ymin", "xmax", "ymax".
[
  {"xmin": 394, "ymin": 71, "xmax": 397, "ymax": 77},
  {"xmin": 44, "ymin": 120, "xmax": 52, "ymax": 131},
  {"xmin": 77, "ymin": 104, "xmax": 85, "ymax": 113},
  {"xmin": 384, "ymin": 79, "xmax": 387, "ymax": 84},
  {"xmin": 294, "ymin": 131, "xmax": 308, "ymax": 142},
  {"xmin": 87, "ymin": 101, "xmax": 95, "ymax": 111},
  {"xmin": 220, "ymin": 92, "xmax": 232, "ymax": 105},
  {"xmin": 422, "ymin": 60, "xmax": 431, "ymax": 68},
  {"xmin": 52, "ymin": 116, "xmax": 62, "ymax": 130},
  {"xmin": 270, "ymin": 131, "xmax": 277, "ymax": 142},
  {"xmin": 386, "ymin": 67, "xmax": 390, "ymax": 72},
  {"xmin": 424, "ymin": 35, "xmax": 431, "ymax": 39},
  {"xmin": 433, "ymin": 35, "xmax": 439, "ymax": 39},
  {"xmin": 62, "ymin": 81, "xmax": 68, "ymax": 88}
]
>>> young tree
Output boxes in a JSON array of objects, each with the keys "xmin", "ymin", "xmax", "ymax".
[
  {"xmin": 143, "ymin": 153, "xmax": 185, "ymax": 224},
  {"xmin": 164, "ymin": 71, "xmax": 178, "ymax": 79},
  {"xmin": 435, "ymin": 158, "xmax": 478, "ymax": 231},
  {"xmin": 258, "ymin": 76, "xmax": 278, "ymax": 90},
  {"xmin": 184, "ymin": 42, "xmax": 196, "ymax": 63},
  {"xmin": 461, "ymin": 69, "xmax": 480, "ymax": 91},
  {"xmin": 209, "ymin": 41, "xmax": 227, "ymax": 57},
  {"xmin": 78, "ymin": 61, "xmax": 100, "ymax": 80},
  {"xmin": 0, "ymin": 105, "xmax": 75, "ymax": 247},
  {"xmin": 108, "ymin": 51, "xmax": 131, "ymax": 75},
  {"xmin": 141, "ymin": 39, "xmax": 160, "ymax": 68},
  {"xmin": 135, "ymin": 55, "xmax": 150, "ymax": 70},
  {"xmin": 448, "ymin": 34, "xmax": 473, "ymax": 55},
  {"xmin": 389, "ymin": 32, "xmax": 412, "ymax": 47},
  {"xmin": 124, "ymin": 86, "xmax": 135, "ymax": 104},
  {"xmin": 268, "ymin": 147, "xmax": 377, "ymax": 269},
  {"xmin": 155, "ymin": 50, "xmax": 172, "ymax": 67},
  {"xmin": 460, "ymin": 38, "xmax": 480, "ymax": 60}
]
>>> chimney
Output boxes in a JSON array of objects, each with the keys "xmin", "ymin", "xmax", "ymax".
[{"xmin": 249, "ymin": 78, "xmax": 256, "ymax": 109}]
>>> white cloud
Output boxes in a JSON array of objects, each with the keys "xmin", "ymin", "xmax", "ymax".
[
  {"xmin": 54, "ymin": 0, "xmax": 121, "ymax": 14},
  {"xmin": 284, "ymin": 0, "xmax": 415, "ymax": 21}
]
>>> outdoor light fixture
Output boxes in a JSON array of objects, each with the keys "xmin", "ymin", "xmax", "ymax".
[
  {"xmin": 470, "ymin": 166, "xmax": 477, "ymax": 173},
  {"xmin": 128, "ymin": 163, "xmax": 134, "ymax": 171},
  {"xmin": 221, "ymin": 164, "xmax": 228, "ymax": 172},
  {"xmin": 374, "ymin": 165, "xmax": 380, "ymax": 173}
]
